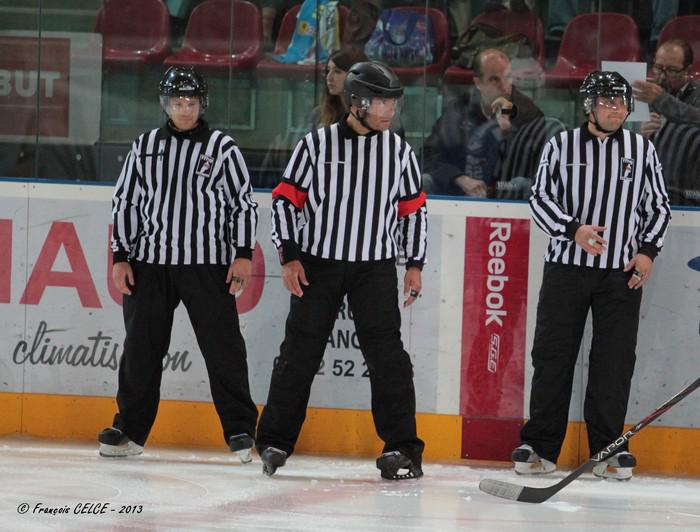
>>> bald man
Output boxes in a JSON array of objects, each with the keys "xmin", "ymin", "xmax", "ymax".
[
  {"xmin": 633, "ymin": 39, "xmax": 700, "ymax": 137},
  {"xmin": 423, "ymin": 48, "xmax": 543, "ymax": 196}
]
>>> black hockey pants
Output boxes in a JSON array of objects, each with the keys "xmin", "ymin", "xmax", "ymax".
[
  {"xmin": 112, "ymin": 262, "xmax": 258, "ymax": 446},
  {"xmin": 256, "ymin": 255, "xmax": 425, "ymax": 465},
  {"xmin": 520, "ymin": 262, "xmax": 643, "ymax": 462}
]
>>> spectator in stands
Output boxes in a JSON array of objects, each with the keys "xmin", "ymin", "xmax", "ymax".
[
  {"xmin": 633, "ymin": 39, "xmax": 700, "ymax": 206},
  {"xmin": 311, "ymin": 48, "xmax": 368, "ymax": 127},
  {"xmin": 166, "ymin": 0, "xmax": 204, "ymax": 45},
  {"xmin": 491, "ymin": 115, "xmax": 565, "ymax": 199},
  {"xmin": 257, "ymin": 50, "xmax": 366, "ymax": 190},
  {"xmin": 258, "ymin": 0, "xmax": 298, "ymax": 50},
  {"xmin": 423, "ymin": 48, "xmax": 542, "ymax": 196},
  {"xmin": 633, "ymin": 38, "xmax": 700, "ymax": 136}
]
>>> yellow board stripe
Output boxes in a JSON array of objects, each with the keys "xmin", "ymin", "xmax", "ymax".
[{"xmin": 1, "ymin": 392, "xmax": 698, "ymax": 475}]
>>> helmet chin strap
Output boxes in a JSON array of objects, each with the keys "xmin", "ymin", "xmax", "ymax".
[
  {"xmin": 350, "ymin": 106, "xmax": 381, "ymax": 133},
  {"xmin": 349, "ymin": 107, "xmax": 379, "ymax": 133}
]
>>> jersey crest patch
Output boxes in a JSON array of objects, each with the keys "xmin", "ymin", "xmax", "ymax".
[
  {"xmin": 195, "ymin": 154, "xmax": 215, "ymax": 178},
  {"xmin": 619, "ymin": 157, "xmax": 635, "ymax": 181}
]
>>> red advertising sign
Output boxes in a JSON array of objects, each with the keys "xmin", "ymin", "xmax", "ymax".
[
  {"xmin": 0, "ymin": 36, "xmax": 70, "ymax": 137},
  {"xmin": 461, "ymin": 217, "xmax": 530, "ymax": 460}
]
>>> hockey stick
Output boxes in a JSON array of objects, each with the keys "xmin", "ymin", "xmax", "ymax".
[{"xmin": 479, "ymin": 377, "xmax": 700, "ymax": 504}]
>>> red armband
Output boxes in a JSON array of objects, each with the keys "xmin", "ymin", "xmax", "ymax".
[
  {"xmin": 398, "ymin": 191, "xmax": 427, "ymax": 218},
  {"xmin": 272, "ymin": 182, "xmax": 308, "ymax": 210}
]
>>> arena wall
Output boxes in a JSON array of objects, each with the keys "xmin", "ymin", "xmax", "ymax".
[{"xmin": 1, "ymin": 180, "xmax": 698, "ymax": 475}]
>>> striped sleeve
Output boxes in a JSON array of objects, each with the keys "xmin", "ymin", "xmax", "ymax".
[
  {"xmin": 222, "ymin": 141, "xmax": 258, "ymax": 260},
  {"xmin": 271, "ymin": 137, "xmax": 313, "ymax": 263},
  {"xmin": 638, "ymin": 142, "xmax": 671, "ymax": 258},
  {"xmin": 111, "ymin": 141, "xmax": 142, "ymax": 263},
  {"xmin": 397, "ymin": 146, "xmax": 427, "ymax": 268},
  {"xmin": 529, "ymin": 136, "xmax": 576, "ymax": 241}
]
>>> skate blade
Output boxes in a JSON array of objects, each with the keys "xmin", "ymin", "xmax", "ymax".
[
  {"xmin": 235, "ymin": 448, "xmax": 253, "ymax": 464},
  {"xmin": 514, "ymin": 465, "xmax": 557, "ymax": 475},
  {"xmin": 98, "ymin": 442, "xmax": 143, "ymax": 458},
  {"xmin": 262, "ymin": 463, "xmax": 278, "ymax": 476},
  {"xmin": 592, "ymin": 465, "xmax": 633, "ymax": 481},
  {"xmin": 380, "ymin": 467, "xmax": 423, "ymax": 480}
]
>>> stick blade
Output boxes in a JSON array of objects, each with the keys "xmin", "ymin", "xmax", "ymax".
[
  {"xmin": 478, "ymin": 479, "xmax": 524, "ymax": 501},
  {"xmin": 479, "ymin": 478, "xmax": 554, "ymax": 504}
]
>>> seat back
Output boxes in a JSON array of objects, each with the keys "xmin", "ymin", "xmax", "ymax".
[
  {"xmin": 658, "ymin": 15, "xmax": 700, "ymax": 76},
  {"xmin": 473, "ymin": 9, "xmax": 545, "ymax": 65},
  {"xmin": 273, "ymin": 3, "xmax": 349, "ymax": 56},
  {"xmin": 554, "ymin": 13, "xmax": 640, "ymax": 71},
  {"xmin": 183, "ymin": 0, "xmax": 261, "ymax": 56},
  {"xmin": 95, "ymin": 0, "xmax": 170, "ymax": 54}
]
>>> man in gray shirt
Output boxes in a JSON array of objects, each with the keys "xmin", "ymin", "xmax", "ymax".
[
  {"xmin": 633, "ymin": 38, "xmax": 700, "ymax": 136},
  {"xmin": 633, "ymin": 39, "xmax": 700, "ymax": 206}
]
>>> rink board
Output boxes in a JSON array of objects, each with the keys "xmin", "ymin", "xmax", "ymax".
[{"xmin": 0, "ymin": 180, "xmax": 698, "ymax": 474}]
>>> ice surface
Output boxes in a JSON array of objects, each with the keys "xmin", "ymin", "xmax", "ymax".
[{"xmin": 2, "ymin": 436, "xmax": 699, "ymax": 531}]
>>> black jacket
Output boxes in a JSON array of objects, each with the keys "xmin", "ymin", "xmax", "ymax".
[{"xmin": 423, "ymin": 86, "xmax": 543, "ymax": 195}]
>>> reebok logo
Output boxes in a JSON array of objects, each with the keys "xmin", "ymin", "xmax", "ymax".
[{"xmin": 484, "ymin": 222, "xmax": 510, "ymax": 327}]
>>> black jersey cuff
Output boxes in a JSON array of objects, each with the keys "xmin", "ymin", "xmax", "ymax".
[
  {"xmin": 112, "ymin": 251, "xmax": 130, "ymax": 264},
  {"xmin": 565, "ymin": 221, "xmax": 581, "ymax": 240},
  {"xmin": 406, "ymin": 259, "xmax": 424, "ymax": 271},
  {"xmin": 278, "ymin": 241, "xmax": 301, "ymax": 265},
  {"xmin": 235, "ymin": 247, "xmax": 253, "ymax": 260},
  {"xmin": 638, "ymin": 244, "xmax": 659, "ymax": 261}
]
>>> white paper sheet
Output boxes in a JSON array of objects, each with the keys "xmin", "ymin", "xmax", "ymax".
[{"xmin": 601, "ymin": 60, "xmax": 651, "ymax": 122}]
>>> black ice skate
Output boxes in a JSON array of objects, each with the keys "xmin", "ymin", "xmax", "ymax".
[
  {"xmin": 376, "ymin": 451, "xmax": 423, "ymax": 480},
  {"xmin": 228, "ymin": 434, "xmax": 255, "ymax": 464},
  {"xmin": 260, "ymin": 446, "xmax": 287, "ymax": 477},
  {"xmin": 98, "ymin": 427, "xmax": 143, "ymax": 458}
]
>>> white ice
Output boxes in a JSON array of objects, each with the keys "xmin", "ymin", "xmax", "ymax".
[{"xmin": 2, "ymin": 436, "xmax": 700, "ymax": 532}]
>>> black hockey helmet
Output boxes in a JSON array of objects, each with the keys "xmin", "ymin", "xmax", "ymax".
[
  {"xmin": 158, "ymin": 66, "xmax": 208, "ymax": 113},
  {"xmin": 579, "ymin": 70, "xmax": 633, "ymax": 113},
  {"xmin": 344, "ymin": 61, "xmax": 403, "ymax": 111}
]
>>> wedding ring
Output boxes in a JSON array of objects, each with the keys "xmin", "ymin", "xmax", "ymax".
[
  {"xmin": 232, "ymin": 275, "xmax": 244, "ymax": 284},
  {"xmin": 587, "ymin": 238, "xmax": 597, "ymax": 246},
  {"xmin": 409, "ymin": 289, "xmax": 420, "ymax": 298},
  {"xmin": 632, "ymin": 270, "xmax": 643, "ymax": 279}
]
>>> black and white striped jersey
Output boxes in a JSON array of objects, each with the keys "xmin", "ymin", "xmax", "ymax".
[
  {"xmin": 530, "ymin": 125, "xmax": 671, "ymax": 268},
  {"xmin": 271, "ymin": 119, "xmax": 427, "ymax": 268},
  {"xmin": 112, "ymin": 120, "xmax": 258, "ymax": 265}
]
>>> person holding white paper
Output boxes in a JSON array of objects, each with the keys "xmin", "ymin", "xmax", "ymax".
[{"xmin": 633, "ymin": 39, "xmax": 700, "ymax": 136}]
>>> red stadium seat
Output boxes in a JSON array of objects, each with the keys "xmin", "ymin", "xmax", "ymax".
[
  {"xmin": 445, "ymin": 8, "xmax": 545, "ymax": 86},
  {"xmin": 94, "ymin": 0, "xmax": 171, "ymax": 67},
  {"xmin": 658, "ymin": 15, "xmax": 700, "ymax": 78},
  {"xmin": 256, "ymin": 4, "xmax": 349, "ymax": 80},
  {"xmin": 545, "ymin": 13, "xmax": 641, "ymax": 88},
  {"xmin": 164, "ymin": 0, "xmax": 262, "ymax": 72}
]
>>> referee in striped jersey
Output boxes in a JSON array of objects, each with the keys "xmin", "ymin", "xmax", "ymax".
[
  {"xmin": 256, "ymin": 62, "xmax": 427, "ymax": 480},
  {"xmin": 98, "ymin": 67, "xmax": 259, "ymax": 462},
  {"xmin": 513, "ymin": 71, "xmax": 671, "ymax": 481}
]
